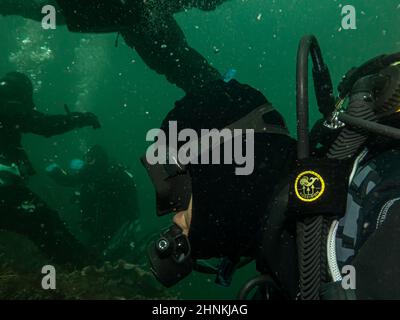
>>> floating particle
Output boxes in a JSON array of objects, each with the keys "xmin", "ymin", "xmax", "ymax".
[
  {"xmin": 257, "ymin": 13, "xmax": 262, "ymax": 21},
  {"xmin": 22, "ymin": 38, "xmax": 32, "ymax": 45}
]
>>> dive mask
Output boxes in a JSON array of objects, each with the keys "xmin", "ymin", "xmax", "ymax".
[{"xmin": 141, "ymin": 153, "xmax": 192, "ymax": 216}]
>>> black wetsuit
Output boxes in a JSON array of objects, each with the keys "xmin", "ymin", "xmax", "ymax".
[
  {"xmin": 59, "ymin": 0, "xmax": 226, "ymax": 93},
  {"xmin": 1, "ymin": 0, "xmax": 227, "ymax": 93},
  {"xmin": 0, "ymin": 104, "xmax": 99, "ymax": 267}
]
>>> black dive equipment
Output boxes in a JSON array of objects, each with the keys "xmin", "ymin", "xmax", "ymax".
[
  {"xmin": 296, "ymin": 36, "xmax": 336, "ymax": 158},
  {"xmin": 141, "ymin": 155, "xmax": 192, "ymax": 216},
  {"xmin": 147, "ymin": 224, "xmax": 192, "ymax": 288},
  {"xmin": 293, "ymin": 35, "xmax": 400, "ymax": 300},
  {"xmin": 147, "ymin": 224, "xmax": 250, "ymax": 288}
]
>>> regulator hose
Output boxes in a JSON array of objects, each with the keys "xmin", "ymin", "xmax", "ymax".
[
  {"xmin": 296, "ymin": 35, "xmax": 336, "ymax": 300},
  {"xmin": 296, "ymin": 35, "xmax": 335, "ymax": 160}
]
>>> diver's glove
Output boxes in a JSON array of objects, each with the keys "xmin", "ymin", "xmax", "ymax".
[{"xmin": 69, "ymin": 112, "xmax": 101, "ymax": 129}]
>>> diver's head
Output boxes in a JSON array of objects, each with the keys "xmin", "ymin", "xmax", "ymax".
[
  {"xmin": 0, "ymin": 72, "xmax": 34, "ymax": 110},
  {"xmin": 84, "ymin": 145, "xmax": 109, "ymax": 169},
  {"xmin": 144, "ymin": 80, "xmax": 295, "ymax": 287}
]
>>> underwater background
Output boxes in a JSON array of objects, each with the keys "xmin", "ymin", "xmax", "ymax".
[{"xmin": 0, "ymin": 0, "xmax": 399, "ymax": 299}]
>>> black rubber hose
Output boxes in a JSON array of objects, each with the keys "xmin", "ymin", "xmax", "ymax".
[
  {"xmin": 237, "ymin": 275, "xmax": 274, "ymax": 300},
  {"xmin": 296, "ymin": 35, "xmax": 331, "ymax": 159},
  {"xmin": 296, "ymin": 35, "xmax": 332, "ymax": 300},
  {"xmin": 327, "ymin": 75, "xmax": 385, "ymax": 160},
  {"xmin": 297, "ymin": 215, "xmax": 330, "ymax": 300},
  {"xmin": 338, "ymin": 113, "xmax": 400, "ymax": 140},
  {"xmin": 296, "ymin": 36, "xmax": 313, "ymax": 159}
]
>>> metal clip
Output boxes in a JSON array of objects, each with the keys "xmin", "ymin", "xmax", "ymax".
[{"xmin": 323, "ymin": 110, "xmax": 345, "ymax": 130}]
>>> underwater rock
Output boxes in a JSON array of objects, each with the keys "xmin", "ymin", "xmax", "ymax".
[
  {"xmin": 0, "ymin": 231, "xmax": 178, "ymax": 300},
  {"xmin": 0, "ymin": 261, "xmax": 179, "ymax": 300}
]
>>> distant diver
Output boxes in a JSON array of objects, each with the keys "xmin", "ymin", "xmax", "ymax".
[
  {"xmin": 0, "ymin": 0, "xmax": 230, "ymax": 93},
  {"xmin": 0, "ymin": 71, "xmax": 101, "ymax": 267},
  {"xmin": 47, "ymin": 144, "xmax": 140, "ymax": 259}
]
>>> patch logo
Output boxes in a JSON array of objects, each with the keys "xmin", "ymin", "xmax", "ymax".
[{"xmin": 295, "ymin": 170, "xmax": 326, "ymax": 202}]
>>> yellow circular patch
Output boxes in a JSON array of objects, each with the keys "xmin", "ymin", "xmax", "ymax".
[{"xmin": 295, "ymin": 170, "xmax": 326, "ymax": 202}]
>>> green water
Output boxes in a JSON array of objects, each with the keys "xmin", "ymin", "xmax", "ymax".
[{"xmin": 0, "ymin": 0, "xmax": 399, "ymax": 299}]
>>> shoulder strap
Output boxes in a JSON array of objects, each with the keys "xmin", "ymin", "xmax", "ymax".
[{"xmin": 225, "ymin": 103, "xmax": 290, "ymax": 136}]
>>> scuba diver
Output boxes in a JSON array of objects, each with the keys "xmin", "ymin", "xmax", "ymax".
[
  {"xmin": 143, "ymin": 36, "xmax": 400, "ymax": 300},
  {"xmin": 0, "ymin": 0, "xmax": 227, "ymax": 93},
  {"xmin": 46, "ymin": 145, "xmax": 140, "ymax": 258},
  {"xmin": 142, "ymin": 77, "xmax": 297, "ymax": 290},
  {"xmin": 0, "ymin": 71, "xmax": 101, "ymax": 267}
]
